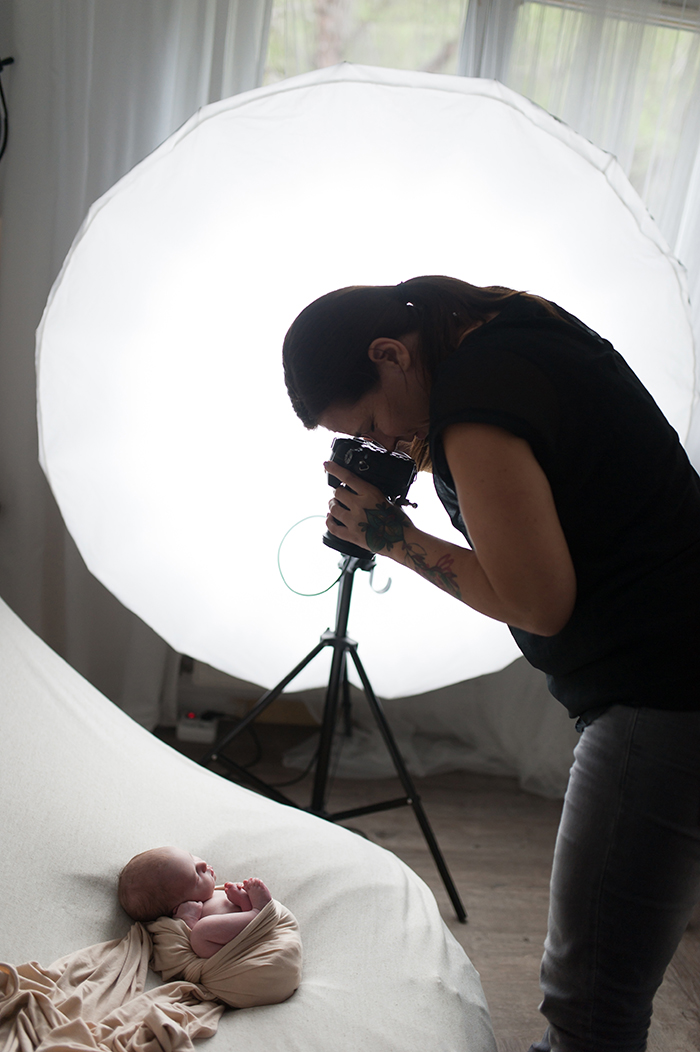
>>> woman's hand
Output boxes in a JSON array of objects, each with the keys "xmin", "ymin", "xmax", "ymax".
[{"xmin": 323, "ymin": 460, "xmax": 413, "ymax": 554}]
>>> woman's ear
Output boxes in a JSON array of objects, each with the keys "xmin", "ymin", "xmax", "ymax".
[{"xmin": 367, "ymin": 337, "xmax": 412, "ymax": 371}]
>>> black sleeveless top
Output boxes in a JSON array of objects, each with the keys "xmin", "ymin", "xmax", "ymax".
[{"xmin": 429, "ymin": 295, "xmax": 700, "ymax": 718}]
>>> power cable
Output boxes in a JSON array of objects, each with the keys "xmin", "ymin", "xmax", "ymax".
[
  {"xmin": 0, "ymin": 56, "xmax": 15, "ymax": 164},
  {"xmin": 277, "ymin": 515, "xmax": 343, "ymax": 596}
]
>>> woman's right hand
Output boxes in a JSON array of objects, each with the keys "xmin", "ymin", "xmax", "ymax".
[{"xmin": 324, "ymin": 460, "xmax": 412, "ymax": 555}]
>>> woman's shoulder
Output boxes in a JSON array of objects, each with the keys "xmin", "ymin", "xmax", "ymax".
[
  {"xmin": 445, "ymin": 295, "xmax": 606, "ymax": 383},
  {"xmin": 465, "ymin": 293, "xmax": 586, "ymax": 339}
]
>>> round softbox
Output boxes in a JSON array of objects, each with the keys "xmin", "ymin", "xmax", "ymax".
[{"xmin": 36, "ymin": 64, "xmax": 694, "ymax": 698}]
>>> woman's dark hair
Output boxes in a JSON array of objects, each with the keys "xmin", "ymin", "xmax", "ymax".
[{"xmin": 283, "ymin": 276, "xmax": 557, "ymax": 437}]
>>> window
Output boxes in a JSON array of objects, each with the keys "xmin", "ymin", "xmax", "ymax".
[
  {"xmin": 504, "ymin": 1, "xmax": 700, "ymax": 242},
  {"xmin": 264, "ymin": 0, "xmax": 468, "ymax": 83}
]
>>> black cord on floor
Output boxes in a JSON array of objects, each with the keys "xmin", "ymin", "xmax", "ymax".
[
  {"xmin": 269, "ymin": 740, "xmax": 320, "ymax": 788},
  {"xmin": 197, "ymin": 710, "xmax": 263, "ymax": 769},
  {"xmin": 0, "ymin": 57, "xmax": 15, "ymax": 164}
]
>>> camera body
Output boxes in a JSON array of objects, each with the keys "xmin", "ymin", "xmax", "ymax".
[{"xmin": 324, "ymin": 437, "xmax": 417, "ymax": 559}]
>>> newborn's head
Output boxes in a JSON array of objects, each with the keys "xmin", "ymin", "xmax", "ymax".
[{"xmin": 118, "ymin": 847, "xmax": 216, "ymax": 922}]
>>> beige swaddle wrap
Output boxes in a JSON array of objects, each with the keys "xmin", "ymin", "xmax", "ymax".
[{"xmin": 147, "ymin": 899, "xmax": 302, "ymax": 1009}]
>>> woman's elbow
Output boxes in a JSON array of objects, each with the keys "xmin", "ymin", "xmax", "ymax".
[
  {"xmin": 519, "ymin": 588, "xmax": 575, "ymax": 637},
  {"xmin": 527, "ymin": 609, "xmax": 572, "ymax": 637},
  {"xmin": 504, "ymin": 570, "xmax": 576, "ymax": 636}
]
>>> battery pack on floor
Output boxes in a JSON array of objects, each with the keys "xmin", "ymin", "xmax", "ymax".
[{"xmin": 176, "ymin": 713, "xmax": 219, "ymax": 743}]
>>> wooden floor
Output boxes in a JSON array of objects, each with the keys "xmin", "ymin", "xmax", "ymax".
[{"xmin": 155, "ymin": 722, "xmax": 700, "ymax": 1051}]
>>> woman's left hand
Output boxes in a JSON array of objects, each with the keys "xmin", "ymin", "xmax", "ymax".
[{"xmin": 323, "ymin": 460, "xmax": 411, "ymax": 554}]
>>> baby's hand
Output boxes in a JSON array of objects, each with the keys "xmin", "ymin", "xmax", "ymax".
[
  {"xmin": 242, "ymin": 877, "xmax": 272, "ymax": 910},
  {"xmin": 224, "ymin": 881, "xmax": 252, "ymax": 911},
  {"xmin": 173, "ymin": 900, "xmax": 203, "ymax": 928}
]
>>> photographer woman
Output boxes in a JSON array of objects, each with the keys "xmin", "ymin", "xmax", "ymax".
[{"xmin": 282, "ymin": 276, "xmax": 700, "ymax": 1052}]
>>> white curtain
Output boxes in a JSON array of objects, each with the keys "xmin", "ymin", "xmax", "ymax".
[{"xmin": 0, "ymin": 0, "xmax": 272, "ymax": 726}]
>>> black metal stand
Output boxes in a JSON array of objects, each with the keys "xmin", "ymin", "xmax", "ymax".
[{"xmin": 201, "ymin": 553, "xmax": 467, "ymax": 923}]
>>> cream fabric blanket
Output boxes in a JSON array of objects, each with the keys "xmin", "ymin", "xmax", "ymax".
[
  {"xmin": 0, "ymin": 925, "xmax": 222, "ymax": 1052},
  {"xmin": 0, "ymin": 902, "xmax": 302, "ymax": 1052}
]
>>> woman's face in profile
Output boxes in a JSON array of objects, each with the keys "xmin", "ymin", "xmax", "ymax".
[{"xmin": 318, "ymin": 335, "xmax": 430, "ymax": 452}]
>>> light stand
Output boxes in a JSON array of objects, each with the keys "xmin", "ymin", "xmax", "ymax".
[{"xmin": 201, "ymin": 553, "xmax": 467, "ymax": 923}]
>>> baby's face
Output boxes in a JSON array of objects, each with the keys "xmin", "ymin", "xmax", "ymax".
[{"xmin": 162, "ymin": 848, "xmax": 216, "ymax": 910}]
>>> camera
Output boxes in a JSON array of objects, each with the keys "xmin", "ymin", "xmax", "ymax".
[{"xmin": 324, "ymin": 437, "xmax": 417, "ymax": 559}]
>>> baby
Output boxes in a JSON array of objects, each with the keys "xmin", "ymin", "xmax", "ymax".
[{"xmin": 118, "ymin": 846, "xmax": 272, "ymax": 959}]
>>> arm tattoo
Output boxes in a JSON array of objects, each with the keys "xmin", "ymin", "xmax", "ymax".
[
  {"xmin": 402, "ymin": 543, "xmax": 462, "ymax": 601},
  {"xmin": 359, "ymin": 503, "xmax": 462, "ymax": 601}
]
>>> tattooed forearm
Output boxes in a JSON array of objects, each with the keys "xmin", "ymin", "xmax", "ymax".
[
  {"xmin": 401, "ymin": 543, "xmax": 462, "ymax": 600},
  {"xmin": 359, "ymin": 503, "xmax": 462, "ymax": 601}
]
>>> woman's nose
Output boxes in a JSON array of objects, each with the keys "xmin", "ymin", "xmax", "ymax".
[{"xmin": 371, "ymin": 431, "xmax": 397, "ymax": 452}]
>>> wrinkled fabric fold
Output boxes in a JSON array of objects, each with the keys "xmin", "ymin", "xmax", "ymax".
[{"xmin": 0, "ymin": 925, "xmax": 223, "ymax": 1052}]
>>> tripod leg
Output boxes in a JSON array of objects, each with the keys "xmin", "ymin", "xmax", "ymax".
[
  {"xmin": 210, "ymin": 753, "xmax": 301, "ymax": 807},
  {"xmin": 310, "ymin": 638, "xmax": 347, "ymax": 814},
  {"xmin": 310, "ymin": 562, "xmax": 357, "ymax": 815},
  {"xmin": 348, "ymin": 647, "xmax": 468, "ymax": 923},
  {"xmin": 201, "ymin": 639, "xmax": 327, "ymax": 766},
  {"xmin": 342, "ymin": 658, "xmax": 352, "ymax": 737}
]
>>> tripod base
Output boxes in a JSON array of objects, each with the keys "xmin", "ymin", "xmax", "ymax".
[{"xmin": 201, "ymin": 556, "xmax": 467, "ymax": 923}]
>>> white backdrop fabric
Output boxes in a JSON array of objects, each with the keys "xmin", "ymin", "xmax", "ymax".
[{"xmin": 37, "ymin": 64, "xmax": 694, "ymax": 700}]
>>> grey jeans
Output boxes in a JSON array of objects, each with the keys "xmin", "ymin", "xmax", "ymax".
[{"xmin": 528, "ymin": 705, "xmax": 700, "ymax": 1052}]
